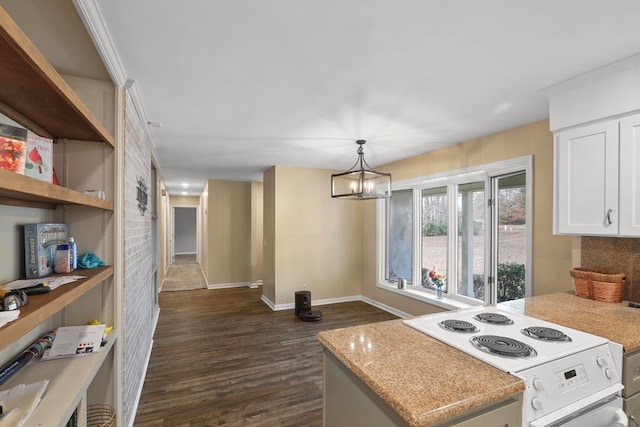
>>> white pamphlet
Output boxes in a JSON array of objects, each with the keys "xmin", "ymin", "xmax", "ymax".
[{"xmin": 45, "ymin": 324, "xmax": 105, "ymax": 358}]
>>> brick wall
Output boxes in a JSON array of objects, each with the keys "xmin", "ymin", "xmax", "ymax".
[{"xmin": 122, "ymin": 93, "xmax": 155, "ymax": 424}]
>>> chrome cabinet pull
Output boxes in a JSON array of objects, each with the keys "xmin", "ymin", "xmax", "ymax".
[
  {"xmin": 630, "ymin": 415, "xmax": 639, "ymax": 427},
  {"xmin": 607, "ymin": 209, "xmax": 613, "ymax": 225}
]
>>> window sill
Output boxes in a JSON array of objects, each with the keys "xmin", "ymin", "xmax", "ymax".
[{"xmin": 377, "ymin": 283, "xmax": 480, "ymax": 311}]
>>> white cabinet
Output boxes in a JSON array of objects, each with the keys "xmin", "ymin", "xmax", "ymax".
[
  {"xmin": 619, "ymin": 113, "xmax": 640, "ymax": 236},
  {"xmin": 554, "ymin": 113, "xmax": 640, "ymax": 236}
]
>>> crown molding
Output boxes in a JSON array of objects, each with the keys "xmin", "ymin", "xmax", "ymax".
[
  {"xmin": 73, "ymin": 0, "xmax": 126, "ymax": 86},
  {"xmin": 73, "ymin": 0, "xmax": 156, "ymax": 149}
]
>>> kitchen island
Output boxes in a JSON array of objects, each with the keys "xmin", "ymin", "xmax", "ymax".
[
  {"xmin": 318, "ymin": 292, "xmax": 640, "ymax": 426},
  {"xmin": 317, "ymin": 319, "xmax": 524, "ymax": 427}
]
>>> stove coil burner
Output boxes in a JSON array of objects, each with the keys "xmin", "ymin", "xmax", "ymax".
[
  {"xmin": 470, "ymin": 335, "xmax": 537, "ymax": 358},
  {"xmin": 521, "ymin": 326, "xmax": 572, "ymax": 342},
  {"xmin": 473, "ymin": 312, "xmax": 514, "ymax": 325},
  {"xmin": 438, "ymin": 319, "xmax": 479, "ymax": 333}
]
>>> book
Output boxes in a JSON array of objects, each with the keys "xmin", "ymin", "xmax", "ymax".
[
  {"xmin": 23, "ymin": 223, "xmax": 68, "ymax": 278},
  {"xmin": 24, "ymin": 132, "xmax": 53, "ymax": 183},
  {"xmin": 0, "ymin": 122, "xmax": 27, "ymax": 174}
]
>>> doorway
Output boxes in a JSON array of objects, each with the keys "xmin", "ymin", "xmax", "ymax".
[{"xmin": 172, "ymin": 206, "xmax": 198, "ymax": 264}]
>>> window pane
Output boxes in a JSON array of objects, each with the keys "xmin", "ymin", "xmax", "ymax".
[
  {"xmin": 421, "ymin": 187, "xmax": 447, "ymax": 292},
  {"xmin": 457, "ymin": 182, "xmax": 485, "ymax": 301},
  {"xmin": 387, "ymin": 189, "xmax": 413, "ymax": 283},
  {"xmin": 497, "ymin": 172, "xmax": 527, "ymax": 302}
]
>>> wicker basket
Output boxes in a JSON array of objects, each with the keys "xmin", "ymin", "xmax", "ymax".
[
  {"xmin": 569, "ymin": 268, "xmax": 625, "ymax": 303},
  {"xmin": 87, "ymin": 404, "xmax": 116, "ymax": 427}
]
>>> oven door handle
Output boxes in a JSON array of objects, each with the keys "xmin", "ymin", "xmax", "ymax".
[{"xmin": 613, "ymin": 408, "xmax": 629, "ymax": 427}]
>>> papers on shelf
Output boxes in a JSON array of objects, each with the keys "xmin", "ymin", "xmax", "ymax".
[
  {"xmin": 41, "ymin": 324, "xmax": 105, "ymax": 360},
  {"xmin": 0, "ymin": 311, "xmax": 19, "ymax": 329},
  {"xmin": 0, "ymin": 379, "xmax": 48, "ymax": 427},
  {"xmin": 1, "ymin": 276, "xmax": 85, "ymax": 292}
]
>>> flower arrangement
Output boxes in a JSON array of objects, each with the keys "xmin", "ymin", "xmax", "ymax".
[
  {"xmin": 427, "ymin": 267, "xmax": 446, "ymax": 299},
  {"xmin": 429, "ymin": 267, "xmax": 445, "ymax": 286}
]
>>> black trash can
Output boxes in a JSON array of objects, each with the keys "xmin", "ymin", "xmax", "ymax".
[{"xmin": 295, "ymin": 291, "xmax": 311, "ymax": 316}]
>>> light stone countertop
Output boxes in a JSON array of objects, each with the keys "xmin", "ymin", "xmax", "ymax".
[
  {"xmin": 317, "ymin": 319, "xmax": 525, "ymax": 427},
  {"xmin": 499, "ymin": 292, "xmax": 640, "ymax": 353}
]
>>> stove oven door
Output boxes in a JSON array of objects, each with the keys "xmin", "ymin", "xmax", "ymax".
[{"xmin": 530, "ymin": 395, "xmax": 627, "ymax": 427}]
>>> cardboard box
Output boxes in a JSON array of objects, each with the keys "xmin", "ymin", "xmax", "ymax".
[
  {"xmin": 24, "ymin": 132, "xmax": 54, "ymax": 182},
  {"xmin": 24, "ymin": 223, "xmax": 69, "ymax": 278},
  {"xmin": 0, "ymin": 122, "xmax": 27, "ymax": 174}
]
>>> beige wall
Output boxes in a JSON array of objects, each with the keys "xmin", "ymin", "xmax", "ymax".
[
  {"xmin": 263, "ymin": 165, "xmax": 363, "ymax": 306},
  {"xmin": 207, "ymin": 179, "xmax": 252, "ymax": 285},
  {"xmin": 199, "ymin": 183, "xmax": 210, "ymax": 281},
  {"xmin": 362, "ymin": 119, "xmax": 574, "ymax": 316},
  {"xmin": 263, "ymin": 168, "xmax": 276, "ymax": 302},
  {"xmin": 251, "ymin": 181, "xmax": 264, "ymax": 284},
  {"xmin": 169, "ymin": 195, "xmax": 200, "ymax": 207}
]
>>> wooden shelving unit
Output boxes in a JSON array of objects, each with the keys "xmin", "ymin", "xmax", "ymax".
[
  {"xmin": 0, "ymin": 169, "xmax": 114, "ymax": 210},
  {"xmin": 3, "ymin": 334, "xmax": 117, "ymax": 427},
  {"xmin": 0, "ymin": 8, "xmax": 114, "ymax": 145},
  {"xmin": 0, "ymin": 5, "xmax": 118, "ymax": 427},
  {"xmin": 0, "ymin": 267, "xmax": 114, "ymax": 346}
]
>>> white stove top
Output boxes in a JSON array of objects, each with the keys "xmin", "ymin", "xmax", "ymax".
[{"xmin": 403, "ymin": 306, "xmax": 609, "ymax": 373}]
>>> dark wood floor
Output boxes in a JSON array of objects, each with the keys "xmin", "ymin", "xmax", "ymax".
[{"xmin": 133, "ymin": 287, "xmax": 398, "ymax": 426}]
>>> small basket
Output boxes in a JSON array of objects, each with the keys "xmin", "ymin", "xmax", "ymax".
[
  {"xmin": 569, "ymin": 268, "xmax": 625, "ymax": 303},
  {"xmin": 87, "ymin": 404, "xmax": 116, "ymax": 427}
]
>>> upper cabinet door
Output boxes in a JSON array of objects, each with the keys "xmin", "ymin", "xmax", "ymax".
[
  {"xmin": 555, "ymin": 121, "xmax": 619, "ymax": 235},
  {"xmin": 619, "ymin": 113, "xmax": 640, "ymax": 236}
]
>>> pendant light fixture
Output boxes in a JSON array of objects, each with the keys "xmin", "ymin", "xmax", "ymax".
[{"xmin": 331, "ymin": 140, "xmax": 391, "ymax": 200}]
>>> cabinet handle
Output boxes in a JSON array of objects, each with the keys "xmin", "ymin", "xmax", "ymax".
[
  {"xmin": 607, "ymin": 209, "xmax": 613, "ymax": 225},
  {"xmin": 631, "ymin": 415, "xmax": 640, "ymax": 427}
]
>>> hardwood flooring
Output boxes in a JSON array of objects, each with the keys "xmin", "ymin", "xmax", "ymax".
[{"xmin": 133, "ymin": 287, "xmax": 398, "ymax": 426}]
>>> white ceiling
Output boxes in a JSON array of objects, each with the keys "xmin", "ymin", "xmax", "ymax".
[{"xmin": 82, "ymin": 0, "xmax": 640, "ymax": 196}]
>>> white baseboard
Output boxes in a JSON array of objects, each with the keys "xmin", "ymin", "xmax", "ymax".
[
  {"xmin": 360, "ymin": 296, "xmax": 411, "ymax": 318},
  {"xmin": 207, "ymin": 281, "xmax": 251, "ymax": 289},
  {"xmin": 127, "ymin": 337, "xmax": 155, "ymax": 427},
  {"xmin": 248, "ymin": 280, "xmax": 263, "ymax": 288},
  {"xmin": 260, "ymin": 293, "xmax": 410, "ymax": 318},
  {"xmin": 261, "ymin": 294, "xmax": 276, "ymax": 310}
]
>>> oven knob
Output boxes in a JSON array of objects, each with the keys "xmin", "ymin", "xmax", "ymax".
[
  {"xmin": 532, "ymin": 378, "xmax": 544, "ymax": 390},
  {"xmin": 596, "ymin": 356, "xmax": 608, "ymax": 367},
  {"xmin": 531, "ymin": 398, "xmax": 543, "ymax": 410},
  {"xmin": 605, "ymin": 368, "xmax": 617, "ymax": 380}
]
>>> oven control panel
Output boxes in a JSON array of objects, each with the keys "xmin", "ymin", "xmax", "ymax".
[
  {"xmin": 519, "ymin": 343, "xmax": 622, "ymax": 422},
  {"xmin": 555, "ymin": 364, "xmax": 588, "ymax": 392}
]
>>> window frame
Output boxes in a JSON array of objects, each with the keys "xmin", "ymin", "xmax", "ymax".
[{"xmin": 376, "ymin": 156, "xmax": 533, "ymax": 309}]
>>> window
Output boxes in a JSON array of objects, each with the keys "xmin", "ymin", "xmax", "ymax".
[
  {"xmin": 377, "ymin": 157, "xmax": 532, "ymax": 307},
  {"xmin": 386, "ymin": 189, "xmax": 413, "ymax": 283},
  {"xmin": 421, "ymin": 187, "xmax": 448, "ymax": 292},
  {"xmin": 457, "ymin": 181, "xmax": 485, "ymax": 301}
]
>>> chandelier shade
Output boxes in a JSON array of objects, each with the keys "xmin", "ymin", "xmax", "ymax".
[{"xmin": 331, "ymin": 140, "xmax": 391, "ymax": 200}]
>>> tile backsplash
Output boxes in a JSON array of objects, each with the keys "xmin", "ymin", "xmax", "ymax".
[{"xmin": 581, "ymin": 237, "xmax": 640, "ymax": 302}]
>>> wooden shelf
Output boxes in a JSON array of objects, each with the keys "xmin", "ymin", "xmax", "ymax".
[
  {"xmin": 3, "ymin": 335, "xmax": 117, "ymax": 427},
  {"xmin": 0, "ymin": 169, "xmax": 113, "ymax": 210},
  {"xmin": 0, "ymin": 7, "xmax": 114, "ymax": 146},
  {"xmin": 0, "ymin": 266, "xmax": 114, "ymax": 350}
]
